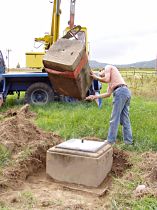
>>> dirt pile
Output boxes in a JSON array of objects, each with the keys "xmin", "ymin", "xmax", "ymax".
[
  {"xmin": 111, "ymin": 148, "xmax": 132, "ymax": 177},
  {"xmin": 0, "ymin": 105, "xmax": 63, "ymax": 189},
  {"xmin": 0, "ymin": 104, "xmax": 62, "ymax": 153}
]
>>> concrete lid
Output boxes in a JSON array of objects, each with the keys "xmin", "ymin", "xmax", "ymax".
[
  {"xmin": 48, "ymin": 139, "xmax": 112, "ymax": 158},
  {"xmin": 43, "ymin": 38, "xmax": 86, "ymax": 72},
  {"xmin": 56, "ymin": 139, "xmax": 107, "ymax": 153}
]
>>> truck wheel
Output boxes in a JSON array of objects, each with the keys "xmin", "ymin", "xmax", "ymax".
[{"xmin": 25, "ymin": 82, "xmax": 54, "ymax": 105}]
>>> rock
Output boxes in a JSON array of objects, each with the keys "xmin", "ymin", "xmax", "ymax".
[{"xmin": 135, "ymin": 184, "xmax": 146, "ymax": 193}]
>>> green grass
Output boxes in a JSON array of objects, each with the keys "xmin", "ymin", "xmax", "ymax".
[
  {"xmin": 112, "ymin": 196, "xmax": 157, "ymax": 210},
  {"xmin": 0, "ymin": 93, "xmax": 25, "ymax": 113},
  {"xmin": 32, "ymin": 100, "xmax": 111, "ymax": 139},
  {"xmin": 0, "ymin": 145, "xmax": 10, "ymax": 167},
  {"xmin": 31, "ymin": 94, "xmax": 157, "ymax": 151},
  {"xmin": 1, "ymin": 90, "xmax": 157, "ymax": 152},
  {"xmin": 19, "ymin": 191, "xmax": 36, "ymax": 209},
  {"xmin": 0, "ymin": 201, "xmax": 10, "ymax": 210},
  {"xmin": 131, "ymin": 196, "xmax": 157, "ymax": 210}
]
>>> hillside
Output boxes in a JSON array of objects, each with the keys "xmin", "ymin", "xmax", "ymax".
[{"xmin": 89, "ymin": 59, "xmax": 156, "ymax": 69}]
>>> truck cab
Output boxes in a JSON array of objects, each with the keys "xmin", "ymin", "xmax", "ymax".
[{"xmin": 0, "ymin": 51, "xmax": 5, "ymax": 74}]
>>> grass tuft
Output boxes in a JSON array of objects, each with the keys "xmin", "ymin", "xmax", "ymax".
[{"xmin": 0, "ymin": 145, "xmax": 10, "ymax": 167}]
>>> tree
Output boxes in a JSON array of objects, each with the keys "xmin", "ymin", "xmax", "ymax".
[{"xmin": 16, "ymin": 62, "xmax": 20, "ymax": 68}]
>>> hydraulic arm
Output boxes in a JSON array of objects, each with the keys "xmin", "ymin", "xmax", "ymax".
[
  {"xmin": 35, "ymin": 0, "xmax": 77, "ymax": 50},
  {"xmin": 35, "ymin": 0, "xmax": 61, "ymax": 50},
  {"xmin": 69, "ymin": 0, "xmax": 76, "ymax": 29}
]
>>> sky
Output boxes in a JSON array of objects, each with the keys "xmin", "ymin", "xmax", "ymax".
[{"xmin": 0, "ymin": 0, "xmax": 157, "ymax": 67}]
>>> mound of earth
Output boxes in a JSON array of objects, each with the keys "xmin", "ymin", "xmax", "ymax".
[
  {"xmin": 112, "ymin": 148, "xmax": 132, "ymax": 177},
  {"xmin": 0, "ymin": 105, "xmax": 63, "ymax": 190},
  {"xmin": 0, "ymin": 104, "xmax": 62, "ymax": 153}
]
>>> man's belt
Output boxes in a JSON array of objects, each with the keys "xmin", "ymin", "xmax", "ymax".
[{"xmin": 113, "ymin": 84, "xmax": 127, "ymax": 91}]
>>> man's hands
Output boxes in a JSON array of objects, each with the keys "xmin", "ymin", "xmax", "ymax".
[
  {"xmin": 90, "ymin": 70, "xmax": 106, "ymax": 83},
  {"xmin": 85, "ymin": 95, "xmax": 98, "ymax": 101},
  {"xmin": 85, "ymin": 71, "xmax": 99, "ymax": 101},
  {"xmin": 90, "ymin": 71, "xmax": 98, "ymax": 80}
]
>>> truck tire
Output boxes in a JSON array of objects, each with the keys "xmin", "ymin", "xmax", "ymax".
[{"xmin": 25, "ymin": 82, "xmax": 54, "ymax": 105}]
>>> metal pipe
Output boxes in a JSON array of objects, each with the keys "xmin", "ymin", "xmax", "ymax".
[{"xmin": 70, "ymin": 0, "xmax": 76, "ymax": 29}]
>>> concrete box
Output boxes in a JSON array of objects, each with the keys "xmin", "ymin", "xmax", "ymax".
[
  {"xmin": 46, "ymin": 61, "xmax": 92, "ymax": 99},
  {"xmin": 43, "ymin": 38, "xmax": 92, "ymax": 99},
  {"xmin": 43, "ymin": 38, "xmax": 86, "ymax": 72},
  {"xmin": 46, "ymin": 139, "xmax": 113, "ymax": 187}
]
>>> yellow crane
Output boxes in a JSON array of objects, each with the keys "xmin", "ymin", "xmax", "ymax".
[{"xmin": 26, "ymin": 0, "xmax": 88, "ymax": 69}]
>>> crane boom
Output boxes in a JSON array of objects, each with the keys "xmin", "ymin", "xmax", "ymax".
[
  {"xmin": 26, "ymin": 0, "xmax": 89, "ymax": 68},
  {"xmin": 70, "ymin": 0, "xmax": 76, "ymax": 29},
  {"xmin": 51, "ymin": 0, "xmax": 61, "ymax": 43},
  {"xmin": 35, "ymin": 0, "xmax": 62, "ymax": 50},
  {"xmin": 34, "ymin": 0, "xmax": 77, "ymax": 50}
]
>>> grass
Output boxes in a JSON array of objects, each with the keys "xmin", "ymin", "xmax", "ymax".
[
  {"xmin": 32, "ymin": 100, "xmax": 111, "ymax": 140},
  {"xmin": 111, "ymin": 195, "xmax": 157, "ymax": 210},
  {"xmin": 30, "ymin": 94, "xmax": 157, "ymax": 152},
  {"xmin": 0, "ymin": 202, "xmax": 10, "ymax": 210},
  {"xmin": 109, "ymin": 152, "xmax": 157, "ymax": 210},
  {"xmin": 130, "ymin": 196, "xmax": 157, "ymax": 210},
  {"xmin": 19, "ymin": 191, "xmax": 36, "ymax": 209},
  {"xmin": 0, "ymin": 145, "xmax": 10, "ymax": 167}
]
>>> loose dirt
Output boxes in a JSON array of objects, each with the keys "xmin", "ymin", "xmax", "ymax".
[
  {"xmin": 0, "ymin": 105, "xmax": 63, "ymax": 190},
  {"xmin": 111, "ymin": 148, "xmax": 133, "ymax": 177},
  {"xmin": 0, "ymin": 104, "xmax": 62, "ymax": 154}
]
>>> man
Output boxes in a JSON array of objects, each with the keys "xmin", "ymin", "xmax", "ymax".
[{"xmin": 86, "ymin": 65, "xmax": 133, "ymax": 145}]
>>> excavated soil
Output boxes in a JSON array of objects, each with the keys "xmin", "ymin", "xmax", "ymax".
[
  {"xmin": 112, "ymin": 148, "xmax": 133, "ymax": 177},
  {"xmin": 0, "ymin": 104, "xmax": 62, "ymax": 155},
  {"xmin": 0, "ymin": 105, "xmax": 63, "ymax": 190}
]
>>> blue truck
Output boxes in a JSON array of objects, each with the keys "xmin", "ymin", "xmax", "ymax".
[
  {"xmin": 0, "ymin": 50, "xmax": 62, "ymax": 105},
  {"xmin": 0, "ymin": 50, "xmax": 102, "ymax": 106}
]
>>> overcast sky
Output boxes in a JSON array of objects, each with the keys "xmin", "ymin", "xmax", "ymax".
[{"xmin": 0, "ymin": 0, "xmax": 157, "ymax": 67}]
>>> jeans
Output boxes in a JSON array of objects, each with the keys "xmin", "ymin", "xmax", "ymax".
[{"xmin": 107, "ymin": 86, "xmax": 132, "ymax": 144}]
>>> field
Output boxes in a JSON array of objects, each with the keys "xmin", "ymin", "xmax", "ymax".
[{"xmin": 0, "ymin": 69, "xmax": 157, "ymax": 210}]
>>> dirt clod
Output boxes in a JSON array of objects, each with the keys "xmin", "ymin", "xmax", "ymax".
[{"xmin": 111, "ymin": 148, "xmax": 132, "ymax": 177}]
